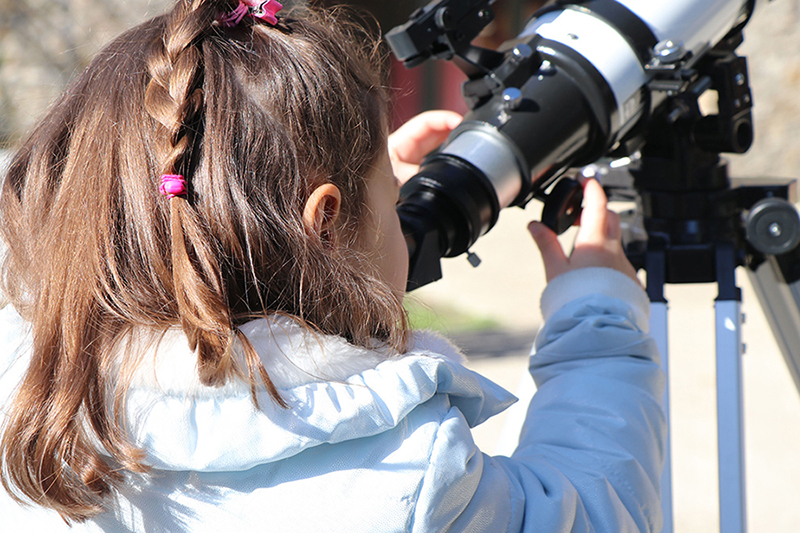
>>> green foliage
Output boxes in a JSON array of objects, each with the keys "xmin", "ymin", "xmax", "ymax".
[{"xmin": 404, "ymin": 298, "xmax": 499, "ymax": 334}]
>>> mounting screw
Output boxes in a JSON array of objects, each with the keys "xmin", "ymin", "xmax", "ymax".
[
  {"xmin": 653, "ymin": 40, "xmax": 686, "ymax": 64},
  {"xmin": 502, "ymin": 87, "xmax": 523, "ymax": 110},
  {"xmin": 511, "ymin": 43, "xmax": 533, "ymax": 62}
]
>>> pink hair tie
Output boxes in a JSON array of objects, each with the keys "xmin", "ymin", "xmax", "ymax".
[
  {"xmin": 159, "ymin": 174, "xmax": 187, "ymax": 199},
  {"xmin": 218, "ymin": 0, "xmax": 283, "ymax": 27},
  {"xmin": 218, "ymin": 2, "xmax": 249, "ymax": 27}
]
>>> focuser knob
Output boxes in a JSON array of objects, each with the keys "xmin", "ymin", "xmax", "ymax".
[{"xmin": 502, "ymin": 87, "xmax": 523, "ymax": 110}]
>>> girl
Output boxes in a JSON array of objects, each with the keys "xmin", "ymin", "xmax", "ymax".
[{"xmin": 0, "ymin": 1, "xmax": 665, "ymax": 531}]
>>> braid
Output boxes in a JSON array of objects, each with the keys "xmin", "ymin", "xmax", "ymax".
[
  {"xmin": 145, "ymin": 0, "xmax": 218, "ymax": 171},
  {"xmin": 144, "ymin": 0, "xmax": 240, "ymax": 387}
]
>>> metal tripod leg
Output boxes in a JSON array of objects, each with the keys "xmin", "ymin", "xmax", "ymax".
[
  {"xmin": 716, "ymin": 245, "xmax": 747, "ymax": 533},
  {"xmin": 647, "ymin": 245, "xmax": 747, "ymax": 533},
  {"xmin": 645, "ymin": 250, "xmax": 674, "ymax": 533},
  {"xmin": 651, "ymin": 300, "xmax": 673, "ymax": 533}
]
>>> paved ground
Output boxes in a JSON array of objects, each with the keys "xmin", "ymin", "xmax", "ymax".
[{"xmin": 410, "ymin": 3, "xmax": 800, "ymax": 531}]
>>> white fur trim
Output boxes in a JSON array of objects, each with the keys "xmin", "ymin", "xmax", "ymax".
[{"xmin": 120, "ymin": 317, "xmax": 465, "ymax": 397}]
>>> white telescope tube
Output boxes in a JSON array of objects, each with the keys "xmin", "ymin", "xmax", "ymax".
[{"xmin": 521, "ymin": 0, "xmax": 752, "ymax": 141}]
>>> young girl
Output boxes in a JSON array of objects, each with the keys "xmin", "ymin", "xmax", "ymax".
[{"xmin": 0, "ymin": 1, "xmax": 665, "ymax": 531}]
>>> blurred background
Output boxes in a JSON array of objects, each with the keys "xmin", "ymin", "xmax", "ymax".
[
  {"xmin": 0, "ymin": 0, "xmax": 547, "ymax": 146},
  {"xmin": 2, "ymin": 0, "xmax": 800, "ymax": 531}
]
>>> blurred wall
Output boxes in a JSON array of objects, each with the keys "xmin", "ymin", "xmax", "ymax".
[{"xmin": 0, "ymin": 0, "xmax": 167, "ymax": 146}]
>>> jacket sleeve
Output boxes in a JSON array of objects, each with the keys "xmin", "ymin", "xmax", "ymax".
[{"xmin": 411, "ymin": 267, "xmax": 666, "ymax": 533}]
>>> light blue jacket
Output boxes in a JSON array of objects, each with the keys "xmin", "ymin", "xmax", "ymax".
[{"xmin": 0, "ymin": 267, "xmax": 665, "ymax": 532}]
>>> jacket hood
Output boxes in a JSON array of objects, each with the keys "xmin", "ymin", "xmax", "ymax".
[{"xmin": 104, "ymin": 316, "xmax": 517, "ymax": 472}]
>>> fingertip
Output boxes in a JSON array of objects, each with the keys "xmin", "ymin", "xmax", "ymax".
[
  {"xmin": 528, "ymin": 221, "xmax": 567, "ymax": 281},
  {"xmin": 584, "ymin": 176, "xmax": 609, "ymax": 203},
  {"xmin": 445, "ymin": 111, "xmax": 463, "ymax": 129},
  {"xmin": 416, "ymin": 110, "xmax": 462, "ymax": 131},
  {"xmin": 528, "ymin": 221, "xmax": 560, "ymax": 250},
  {"xmin": 582, "ymin": 175, "xmax": 600, "ymax": 194},
  {"xmin": 527, "ymin": 220, "xmax": 549, "ymax": 240},
  {"xmin": 577, "ymin": 178, "xmax": 609, "ymax": 224}
]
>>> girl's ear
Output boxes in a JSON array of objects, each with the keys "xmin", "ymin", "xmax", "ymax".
[{"xmin": 302, "ymin": 183, "xmax": 342, "ymax": 239}]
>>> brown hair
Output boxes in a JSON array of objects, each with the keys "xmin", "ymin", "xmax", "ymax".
[{"xmin": 0, "ymin": 0, "xmax": 407, "ymax": 522}]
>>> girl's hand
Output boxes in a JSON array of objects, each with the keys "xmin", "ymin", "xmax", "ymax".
[
  {"xmin": 388, "ymin": 110, "xmax": 462, "ymax": 184},
  {"xmin": 528, "ymin": 177, "xmax": 640, "ymax": 283}
]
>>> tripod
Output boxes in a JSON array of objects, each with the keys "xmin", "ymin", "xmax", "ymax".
[{"xmin": 610, "ymin": 41, "xmax": 800, "ymax": 533}]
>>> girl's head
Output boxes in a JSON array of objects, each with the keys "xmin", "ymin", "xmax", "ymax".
[
  {"xmin": 1, "ymin": 0, "xmax": 407, "ymax": 520},
  {"xmin": 4, "ymin": 0, "xmax": 408, "ymax": 364}
]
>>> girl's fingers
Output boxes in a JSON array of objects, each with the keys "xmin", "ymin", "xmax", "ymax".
[
  {"xmin": 528, "ymin": 181, "xmax": 638, "ymax": 283},
  {"xmin": 528, "ymin": 221, "xmax": 567, "ymax": 282},
  {"xmin": 574, "ymin": 178, "xmax": 610, "ymax": 244},
  {"xmin": 388, "ymin": 111, "xmax": 462, "ymax": 166},
  {"xmin": 606, "ymin": 209, "xmax": 622, "ymax": 240}
]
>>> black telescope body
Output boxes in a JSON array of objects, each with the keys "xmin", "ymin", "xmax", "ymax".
[{"xmin": 389, "ymin": 0, "xmax": 756, "ymax": 290}]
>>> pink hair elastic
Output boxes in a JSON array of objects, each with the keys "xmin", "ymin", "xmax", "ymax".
[
  {"xmin": 159, "ymin": 174, "xmax": 188, "ymax": 199},
  {"xmin": 218, "ymin": 0, "xmax": 283, "ymax": 27}
]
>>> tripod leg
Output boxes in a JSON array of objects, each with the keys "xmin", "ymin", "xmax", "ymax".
[
  {"xmin": 651, "ymin": 301, "xmax": 673, "ymax": 533},
  {"xmin": 746, "ymin": 256, "xmax": 800, "ymax": 395},
  {"xmin": 715, "ymin": 245, "xmax": 747, "ymax": 533},
  {"xmin": 646, "ymin": 250, "xmax": 674, "ymax": 533}
]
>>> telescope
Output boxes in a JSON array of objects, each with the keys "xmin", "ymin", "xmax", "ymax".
[
  {"xmin": 389, "ymin": 2, "xmax": 800, "ymax": 532},
  {"xmin": 388, "ymin": 0, "xmax": 759, "ymax": 290}
]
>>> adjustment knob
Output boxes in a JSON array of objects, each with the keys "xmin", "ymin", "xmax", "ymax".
[
  {"xmin": 745, "ymin": 197, "xmax": 800, "ymax": 256},
  {"xmin": 541, "ymin": 178, "xmax": 583, "ymax": 235}
]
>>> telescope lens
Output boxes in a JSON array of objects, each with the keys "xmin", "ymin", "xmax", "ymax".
[{"xmin": 398, "ymin": 155, "xmax": 500, "ymax": 290}]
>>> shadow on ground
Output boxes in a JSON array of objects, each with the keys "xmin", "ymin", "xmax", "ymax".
[{"xmin": 449, "ymin": 328, "xmax": 537, "ymax": 360}]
